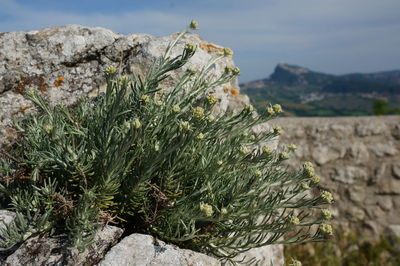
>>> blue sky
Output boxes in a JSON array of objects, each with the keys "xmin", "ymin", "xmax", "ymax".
[{"xmin": 1, "ymin": 0, "xmax": 400, "ymax": 82}]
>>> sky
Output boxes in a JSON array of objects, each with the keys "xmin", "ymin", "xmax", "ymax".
[{"xmin": 1, "ymin": 0, "xmax": 400, "ymax": 82}]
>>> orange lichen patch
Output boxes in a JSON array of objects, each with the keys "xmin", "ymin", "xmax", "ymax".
[
  {"xmin": 230, "ymin": 88, "xmax": 240, "ymax": 97},
  {"xmin": 199, "ymin": 42, "xmax": 227, "ymax": 56},
  {"xmin": 53, "ymin": 77, "xmax": 65, "ymax": 87},
  {"xmin": 223, "ymin": 86, "xmax": 229, "ymax": 93},
  {"xmin": 38, "ymin": 81, "xmax": 49, "ymax": 93},
  {"xmin": 13, "ymin": 75, "xmax": 48, "ymax": 95},
  {"xmin": 5, "ymin": 128, "xmax": 15, "ymax": 135},
  {"xmin": 12, "ymin": 105, "xmax": 33, "ymax": 115},
  {"xmin": 15, "ymin": 81, "xmax": 26, "ymax": 94}
]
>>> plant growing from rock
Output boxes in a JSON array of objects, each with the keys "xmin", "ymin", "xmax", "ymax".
[{"xmin": 0, "ymin": 21, "xmax": 333, "ymax": 264}]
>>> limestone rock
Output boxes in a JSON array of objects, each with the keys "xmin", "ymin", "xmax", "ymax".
[
  {"xmin": 369, "ymin": 143, "xmax": 398, "ymax": 157},
  {"xmin": 231, "ymin": 244, "xmax": 284, "ymax": 266},
  {"xmin": 0, "ymin": 210, "xmax": 16, "ymax": 263},
  {"xmin": 4, "ymin": 225, "xmax": 123, "ymax": 266},
  {"xmin": 377, "ymin": 197, "xmax": 393, "ymax": 212},
  {"xmin": 97, "ymin": 233, "xmax": 220, "ymax": 266},
  {"xmin": 0, "ymin": 25, "xmax": 248, "ymax": 147},
  {"xmin": 345, "ymin": 206, "xmax": 365, "ymax": 221},
  {"xmin": 348, "ymin": 186, "xmax": 367, "ymax": 203},
  {"xmin": 386, "ymin": 224, "xmax": 400, "ymax": 237},
  {"xmin": 0, "ymin": 210, "xmax": 16, "ymax": 230},
  {"xmin": 331, "ymin": 166, "xmax": 368, "ymax": 184},
  {"xmin": 348, "ymin": 142, "xmax": 369, "ymax": 165},
  {"xmin": 356, "ymin": 122, "xmax": 388, "ymax": 137},
  {"xmin": 392, "ymin": 163, "xmax": 400, "ymax": 179},
  {"xmin": 377, "ymin": 179, "xmax": 400, "ymax": 195},
  {"xmin": 312, "ymin": 145, "xmax": 344, "ymax": 165}
]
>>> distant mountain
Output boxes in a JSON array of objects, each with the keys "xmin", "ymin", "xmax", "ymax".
[{"xmin": 241, "ymin": 64, "xmax": 400, "ymax": 116}]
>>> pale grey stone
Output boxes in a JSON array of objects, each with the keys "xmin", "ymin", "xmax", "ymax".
[
  {"xmin": 348, "ymin": 142, "xmax": 369, "ymax": 165},
  {"xmin": 392, "ymin": 163, "xmax": 400, "ymax": 179},
  {"xmin": 365, "ymin": 206, "xmax": 386, "ymax": 219},
  {"xmin": 377, "ymin": 197, "xmax": 393, "ymax": 212},
  {"xmin": 345, "ymin": 206, "xmax": 365, "ymax": 221},
  {"xmin": 377, "ymin": 179, "xmax": 400, "ymax": 195},
  {"xmin": 331, "ymin": 166, "xmax": 368, "ymax": 184},
  {"xmin": 356, "ymin": 122, "xmax": 388, "ymax": 137},
  {"xmin": 370, "ymin": 163, "xmax": 387, "ymax": 184},
  {"xmin": 385, "ymin": 224, "xmax": 400, "ymax": 237},
  {"xmin": 4, "ymin": 225, "xmax": 123, "ymax": 266},
  {"xmin": 369, "ymin": 143, "xmax": 398, "ymax": 157},
  {"xmin": 97, "ymin": 233, "xmax": 220, "ymax": 266},
  {"xmin": 0, "ymin": 210, "xmax": 16, "ymax": 231},
  {"xmin": 312, "ymin": 145, "xmax": 343, "ymax": 165},
  {"xmin": 231, "ymin": 244, "xmax": 284, "ymax": 266},
  {"xmin": 348, "ymin": 186, "xmax": 367, "ymax": 203},
  {"xmin": 330, "ymin": 123, "xmax": 353, "ymax": 136},
  {"xmin": 0, "ymin": 210, "xmax": 16, "ymax": 263}
]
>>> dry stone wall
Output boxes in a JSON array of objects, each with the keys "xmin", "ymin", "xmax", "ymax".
[{"xmin": 274, "ymin": 116, "xmax": 400, "ymax": 238}]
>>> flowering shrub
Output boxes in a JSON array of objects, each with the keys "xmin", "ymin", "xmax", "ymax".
[{"xmin": 0, "ymin": 22, "xmax": 332, "ymax": 264}]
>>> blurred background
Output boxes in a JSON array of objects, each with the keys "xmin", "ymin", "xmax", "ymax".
[{"xmin": 1, "ymin": 0, "xmax": 400, "ymax": 264}]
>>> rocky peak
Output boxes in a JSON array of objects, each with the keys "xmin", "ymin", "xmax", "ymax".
[
  {"xmin": 276, "ymin": 64, "xmax": 311, "ymax": 75},
  {"xmin": 270, "ymin": 64, "xmax": 312, "ymax": 85}
]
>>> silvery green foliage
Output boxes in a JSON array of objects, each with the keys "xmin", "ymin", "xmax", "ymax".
[{"xmin": 0, "ymin": 22, "xmax": 332, "ymax": 264}]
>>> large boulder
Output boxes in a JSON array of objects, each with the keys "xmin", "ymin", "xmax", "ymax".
[
  {"xmin": 97, "ymin": 233, "xmax": 220, "ymax": 266},
  {"xmin": 0, "ymin": 24, "xmax": 249, "ymax": 147}
]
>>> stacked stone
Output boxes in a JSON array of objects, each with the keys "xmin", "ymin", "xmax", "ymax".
[{"xmin": 275, "ymin": 116, "xmax": 400, "ymax": 238}]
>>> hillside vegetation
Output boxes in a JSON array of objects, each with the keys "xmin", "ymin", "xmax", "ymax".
[{"xmin": 241, "ymin": 64, "xmax": 400, "ymax": 116}]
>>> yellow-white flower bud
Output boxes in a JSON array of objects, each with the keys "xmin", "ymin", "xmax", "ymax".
[
  {"xmin": 206, "ymin": 95, "xmax": 218, "ymax": 105},
  {"xmin": 288, "ymin": 144, "xmax": 297, "ymax": 152},
  {"xmin": 320, "ymin": 223, "xmax": 333, "ymax": 235},
  {"xmin": 172, "ymin": 105, "xmax": 181, "ymax": 113},
  {"xmin": 196, "ymin": 133, "xmax": 204, "ymax": 140},
  {"xmin": 273, "ymin": 104, "xmax": 283, "ymax": 114},
  {"xmin": 43, "ymin": 124, "xmax": 54, "ymax": 134},
  {"xmin": 133, "ymin": 118, "xmax": 141, "ymax": 129},
  {"xmin": 321, "ymin": 191, "xmax": 334, "ymax": 204},
  {"xmin": 262, "ymin": 145, "xmax": 273, "ymax": 155},
  {"xmin": 185, "ymin": 43, "xmax": 196, "ymax": 53},
  {"xmin": 192, "ymin": 106, "xmax": 205, "ymax": 119},
  {"xmin": 189, "ymin": 20, "xmax": 199, "ymax": 30},
  {"xmin": 200, "ymin": 203, "xmax": 213, "ymax": 217},
  {"xmin": 290, "ymin": 216, "xmax": 300, "ymax": 225},
  {"xmin": 240, "ymin": 146, "xmax": 250, "ymax": 154},
  {"xmin": 279, "ymin": 152, "xmax": 289, "ymax": 160},
  {"xmin": 266, "ymin": 107, "xmax": 275, "ymax": 116},
  {"xmin": 321, "ymin": 209, "xmax": 332, "ymax": 220},
  {"xmin": 273, "ymin": 126, "xmax": 282, "ymax": 134}
]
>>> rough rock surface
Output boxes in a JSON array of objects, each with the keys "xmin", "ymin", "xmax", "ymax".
[
  {"xmin": 97, "ymin": 233, "xmax": 219, "ymax": 266},
  {"xmin": 4, "ymin": 225, "xmax": 123, "ymax": 266},
  {"xmin": 0, "ymin": 210, "xmax": 16, "ymax": 230},
  {"xmin": 231, "ymin": 244, "xmax": 284, "ymax": 266},
  {"xmin": 0, "ymin": 24, "xmax": 249, "ymax": 147},
  {"xmin": 0, "ymin": 210, "xmax": 17, "ymax": 263},
  {"xmin": 274, "ymin": 116, "xmax": 400, "ymax": 238}
]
